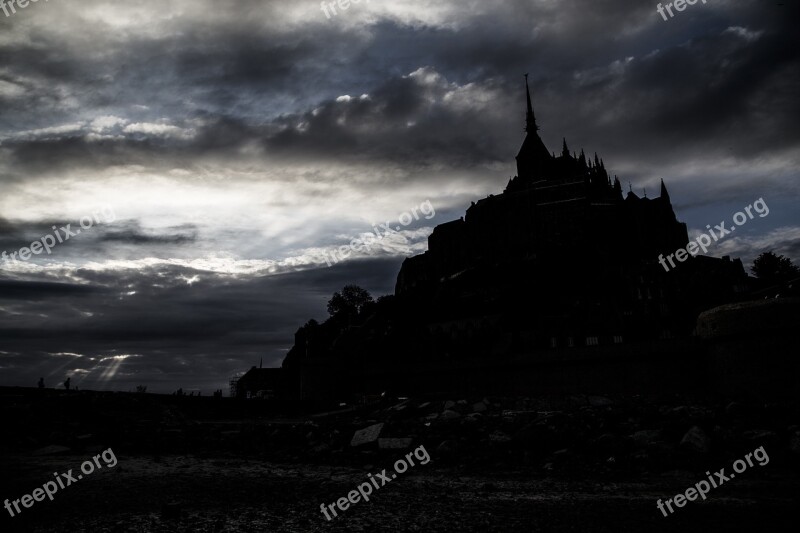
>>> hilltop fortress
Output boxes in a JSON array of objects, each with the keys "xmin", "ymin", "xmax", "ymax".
[
  {"xmin": 393, "ymin": 76, "xmax": 744, "ymax": 351},
  {"xmin": 277, "ymin": 77, "xmax": 764, "ymax": 401}
]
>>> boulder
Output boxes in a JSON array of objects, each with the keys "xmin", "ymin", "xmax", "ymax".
[
  {"xmin": 350, "ymin": 423, "xmax": 384, "ymax": 447},
  {"xmin": 680, "ymin": 426, "xmax": 710, "ymax": 453}
]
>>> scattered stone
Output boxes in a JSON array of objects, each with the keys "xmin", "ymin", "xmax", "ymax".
[
  {"xmin": 725, "ymin": 401, "xmax": 744, "ymax": 418},
  {"xmin": 670, "ymin": 406, "xmax": 689, "ymax": 417},
  {"xmin": 378, "ymin": 438, "xmax": 413, "ymax": 450},
  {"xmin": 444, "ymin": 400, "xmax": 456, "ymax": 410},
  {"xmin": 441, "ymin": 410, "xmax": 461, "ymax": 420},
  {"xmin": 312, "ymin": 443, "xmax": 331, "ymax": 454},
  {"xmin": 680, "ymin": 426, "xmax": 710, "ymax": 453},
  {"xmin": 32, "ymin": 445, "xmax": 71, "ymax": 456},
  {"xmin": 632, "ymin": 450, "xmax": 650, "ymax": 464},
  {"xmin": 489, "ymin": 431, "xmax": 512, "ymax": 444},
  {"xmin": 436, "ymin": 440, "xmax": 459, "ymax": 454},
  {"xmin": 743, "ymin": 429, "xmax": 777, "ymax": 441},
  {"xmin": 594, "ymin": 433, "xmax": 625, "ymax": 455},
  {"xmin": 350, "ymin": 423, "xmax": 384, "ymax": 447},
  {"xmin": 390, "ymin": 400, "xmax": 410, "ymax": 411},
  {"xmin": 588, "ymin": 396, "xmax": 613, "ymax": 407},
  {"xmin": 790, "ymin": 433, "xmax": 800, "ymax": 455},
  {"xmin": 632, "ymin": 430, "xmax": 662, "ymax": 446},
  {"xmin": 472, "ymin": 402, "xmax": 487, "ymax": 413}
]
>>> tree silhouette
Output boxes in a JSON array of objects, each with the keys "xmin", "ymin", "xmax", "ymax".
[
  {"xmin": 752, "ymin": 251, "xmax": 800, "ymax": 284},
  {"xmin": 327, "ymin": 285, "xmax": 373, "ymax": 317}
]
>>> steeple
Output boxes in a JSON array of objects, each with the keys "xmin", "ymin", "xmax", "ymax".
[
  {"xmin": 524, "ymin": 74, "xmax": 538, "ymax": 132},
  {"xmin": 660, "ymin": 178, "xmax": 671, "ymax": 202},
  {"xmin": 562, "ymin": 138, "xmax": 570, "ymax": 158},
  {"xmin": 515, "ymin": 73, "xmax": 551, "ymax": 181}
]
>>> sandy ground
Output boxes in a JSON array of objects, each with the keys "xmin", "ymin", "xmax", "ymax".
[{"xmin": 1, "ymin": 452, "xmax": 796, "ymax": 532}]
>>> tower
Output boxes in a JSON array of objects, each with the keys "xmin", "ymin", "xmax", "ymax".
[{"xmin": 515, "ymin": 74, "xmax": 552, "ymax": 181}]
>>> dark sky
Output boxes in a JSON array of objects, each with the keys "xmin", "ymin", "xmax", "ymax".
[{"xmin": 0, "ymin": 0, "xmax": 798, "ymax": 393}]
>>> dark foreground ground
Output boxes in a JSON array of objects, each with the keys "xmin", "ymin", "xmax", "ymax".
[{"xmin": 1, "ymin": 388, "xmax": 798, "ymax": 532}]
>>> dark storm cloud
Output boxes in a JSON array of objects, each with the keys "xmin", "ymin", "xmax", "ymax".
[
  {"xmin": 0, "ymin": 0, "xmax": 795, "ymax": 184},
  {"xmin": 0, "ymin": 216, "xmax": 194, "ymax": 265},
  {"xmin": 100, "ymin": 224, "xmax": 197, "ymax": 245},
  {"xmin": 265, "ymin": 71, "xmax": 511, "ymax": 168},
  {"xmin": 0, "ymin": 279, "xmax": 103, "ymax": 299},
  {"xmin": 0, "ymin": 258, "xmax": 400, "ymax": 392}
]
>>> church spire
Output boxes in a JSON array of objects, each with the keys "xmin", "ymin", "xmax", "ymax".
[
  {"xmin": 660, "ymin": 178, "xmax": 671, "ymax": 202},
  {"xmin": 524, "ymin": 74, "xmax": 538, "ymax": 132},
  {"xmin": 515, "ymin": 74, "xmax": 552, "ymax": 181}
]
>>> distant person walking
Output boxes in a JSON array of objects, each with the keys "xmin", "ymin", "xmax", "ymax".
[
  {"xmin": 37, "ymin": 377, "xmax": 44, "ymax": 389},
  {"xmin": 64, "ymin": 377, "xmax": 71, "ymax": 391}
]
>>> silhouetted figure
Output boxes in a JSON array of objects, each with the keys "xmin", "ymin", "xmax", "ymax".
[
  {"xmin": 38, "ymin": 377, "xmax": 44, "ymax": 389},
  {"xmin": 64, "ymin": 377, "xmax": 71, "ymax": 391}
]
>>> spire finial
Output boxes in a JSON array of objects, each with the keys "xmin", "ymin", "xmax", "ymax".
[{"xmin": 524, "ymin": 74, "xmax": 538, "ymax": 132}]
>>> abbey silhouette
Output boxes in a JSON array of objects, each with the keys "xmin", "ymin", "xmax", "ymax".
[{"xmin": 280, "ymin": 76, "xmax": 750, "ymax": 400}]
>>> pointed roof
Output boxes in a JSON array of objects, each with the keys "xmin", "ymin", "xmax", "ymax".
[
  {"xmin": 524, "ymin": 73, "xmax": 538, "ymax": 132},
  {"xmin": 660, "ymin": 179, "xmax": 671, "ymax": 202},
  {"xmin": 515, "ymin": 74, "xmax": 551, "ymax": 179},
  {"xmin": 624, "ymin": 182, "xmax": 640, "ymax": 201}
]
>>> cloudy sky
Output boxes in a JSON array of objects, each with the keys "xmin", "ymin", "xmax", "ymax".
[{"xmin": 0, "ymin": 0, "xmax": 797, "ymax": 393}]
